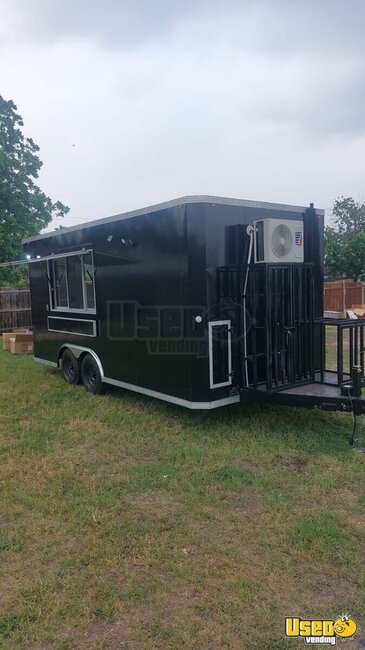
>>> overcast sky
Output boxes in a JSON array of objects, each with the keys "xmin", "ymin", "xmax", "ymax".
[{"xmin": 1, "ymin": 0, "xmax": 365, "ymax": 230}]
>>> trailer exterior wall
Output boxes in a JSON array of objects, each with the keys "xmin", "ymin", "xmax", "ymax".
[
  {"xmin": 192, "ymin": 201, "xmax": 324, "ymax": 399},
  {"xmin": 27, "ymin": 204, "xmax": 197, "ymax": 403},
  {"xmin": 24, "ymin": 196, "xmax": 324, "ymax": 408}
]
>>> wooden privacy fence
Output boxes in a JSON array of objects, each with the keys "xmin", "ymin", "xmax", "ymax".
[
  {"xmin": 1, "ymin": 282, "xmax": 364, "ymax": 330},
  {"xmin": 0, "ymin": 288, "xmax": 32, "ymax": 332},
  {"xmin": 324, "ymin": 281, "xmax": 365, "ymax": 315}
]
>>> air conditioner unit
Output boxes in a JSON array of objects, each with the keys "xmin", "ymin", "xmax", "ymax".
[{"xmin": 253, "ymin": 218, "xmax": 304, "ymax": 263}]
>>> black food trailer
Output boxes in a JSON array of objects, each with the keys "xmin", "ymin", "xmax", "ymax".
[{"xmin": 23, "ymin": 195, "xmax": 365, "ymax": 427}]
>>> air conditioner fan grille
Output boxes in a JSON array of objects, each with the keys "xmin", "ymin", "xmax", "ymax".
[{"xmin": 271, "ymin": 224, "xmax": 293, "ymax": 258}]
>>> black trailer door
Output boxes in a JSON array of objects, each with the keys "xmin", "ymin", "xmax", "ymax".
[{"xmin": 266, "ymin": 264, "xmax": 314, "ymax": 390}]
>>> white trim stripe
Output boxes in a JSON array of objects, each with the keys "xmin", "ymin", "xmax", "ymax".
[
  {"xmin": 33, "ymin": 346, "xmax": 240, "ymax": 410},
  {"xmin": 103, "ymin": 376, "xmax": 240, "ymax": 409},
  {"xmin": 34, "ymin": 357, "xmax": 58, "ymax": 367},
  {"xmin": 23, "ymin": 195, "xmax": 324, "ymax": 244}
]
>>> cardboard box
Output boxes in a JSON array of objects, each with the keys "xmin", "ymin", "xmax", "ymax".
[
  {"xmin": 2, "ymin": 333, "xmax": 13, "ymax": 351},
  {"xmin": 2, "ymin": 329, "xmax": 30, "ymax": 351},
  {"xmin": 9, "ymin": 334, "xmax": 34, "ymax": 355},
  {"xmin": 353, "ymin": 310, "xmax": 365, "ymax": 318}
]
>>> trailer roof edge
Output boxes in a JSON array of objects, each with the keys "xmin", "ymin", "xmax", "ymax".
[{"xmin": 23, "ymin": 195, "xmax": 325, "ymax": 244}]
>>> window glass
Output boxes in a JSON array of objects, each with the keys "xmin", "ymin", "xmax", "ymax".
[
  {"xmin": 66, "ymin": 255, "xmax": 84, "ymax": 309},
  {"xmin": 54, "ymin": 258, "xmax": 68, "ymax": 308},
  {"xmin": 50, "ymin": 252, "xmax": 95, "ymax": 312},
  {"xmin": 83, "ymin": 252, "xmax": 95, "ymax": 309}
]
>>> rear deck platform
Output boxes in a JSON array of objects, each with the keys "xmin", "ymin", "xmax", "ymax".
[
  {"xmin": 277, "ymin": 381, "xmax": 365, "ymax": 413},
  {"xmin": 242, "ymin": 373, "xmax": 365, "ymax": 414}
]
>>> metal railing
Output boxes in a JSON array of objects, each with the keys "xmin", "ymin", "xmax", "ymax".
[
  {"xmin": 316, "ymin": 318, "xmax": 365, "ymax": 387},
  {"xmin": 217, "ymin": 263, "xmax": 314, "ymax": 392}
]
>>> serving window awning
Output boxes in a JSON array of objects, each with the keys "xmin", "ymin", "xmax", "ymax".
[{"xmin": 0, "ymin": 248, "xmax": 93, "ymax": 268}]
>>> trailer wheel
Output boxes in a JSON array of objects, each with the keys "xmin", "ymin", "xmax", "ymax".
[
  {"xmin": 61, "ymin": 349, "xmax": 81, "ymax": 385},
  {"xmin": 81, "ymin": 353, "xmax": 105, "ymax": 394}
]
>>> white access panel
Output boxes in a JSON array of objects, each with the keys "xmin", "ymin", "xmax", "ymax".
[{"xmin": 208, "ymin": 320, "xmax": 232, "ymax": 389}]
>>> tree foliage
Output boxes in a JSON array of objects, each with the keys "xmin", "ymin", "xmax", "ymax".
[
  {"xmin": 0, "ymin": 95, "xmax": 69, "ymax": 285},
  {"xmin": 325, "ymin": 197, "xmax": 365, "ymax": 282}
]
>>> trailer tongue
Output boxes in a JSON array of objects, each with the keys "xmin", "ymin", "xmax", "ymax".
[{"xmin": 245, "ymin": 374, "xmax": 365, "ymax": 451}]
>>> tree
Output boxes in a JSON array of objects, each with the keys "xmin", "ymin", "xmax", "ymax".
[
  {"xmin": 0, "ymin": 95, "xmax": 69, "ymax": 285},
  {"xmin": 325, "ymin": 197, "xmax": 365, "ymax": 282}
]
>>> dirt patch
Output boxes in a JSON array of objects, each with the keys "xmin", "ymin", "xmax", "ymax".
[
  {"xmin": 130, "ymin": 490, "xmax": 178, "ymax": 519},
  {"xmin": 231, "ymin": 458, "xmax": 259, "ymax": 469},
  {"xmin": 0, "ymin": 517, "xmax": 21, "ymax": 528},
  {"xmin": 85, "ymin": 618, "xmax": 138, "ymax": 649},
  {"xmin": 274, "ymin": 454, "xmax": 308, "ymax": 471},
  {"xmin": 348, "ymin": 513, "xmax": 365, "ymax": 531}
]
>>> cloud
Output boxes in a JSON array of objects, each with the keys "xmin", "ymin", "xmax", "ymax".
[
  {"xmin": 0, "ymin": 0, "xmax": 198, "ymax": 47},
  {"xmin": 3, "ymin": 0, "xmax": 365, "ymax": 56},
  {"xmin": 1, "ymin": 0, "xmax": 365, "ymax": 228}
]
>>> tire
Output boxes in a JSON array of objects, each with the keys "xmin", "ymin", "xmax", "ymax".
[
  {"xmin": 61, "ymin": 349, "xmax": 81, "ymax": 385},
  {"xmin": 81, "ymin": 353, "xmax": 105, "ymax": 394}
]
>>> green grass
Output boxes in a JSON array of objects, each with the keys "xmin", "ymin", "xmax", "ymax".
[
  {"xmin": 325, "ymin": 325, "xmax": 351, "ymax": 373},
  {"xmin": 0, "ymin": 343, "xmax": 365, "ymax": 649}
]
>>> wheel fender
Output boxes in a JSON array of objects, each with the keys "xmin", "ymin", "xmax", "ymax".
[{"xmin": 58, "ymin": 345, "xmax": 104, "ymax": 380}]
